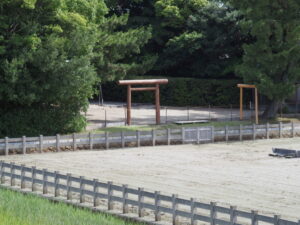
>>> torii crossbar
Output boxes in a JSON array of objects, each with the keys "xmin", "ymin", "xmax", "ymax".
[
  {"xmin": 237, "ymin": 84, "xmax": 259, "ymax": 124},
  {"xmin": 118, "ymin": 79, "xmax": 168, "ymax": 125}
]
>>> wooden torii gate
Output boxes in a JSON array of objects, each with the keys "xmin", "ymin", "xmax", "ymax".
[
  {"xmin": 118, "ymin": 79, "xmax": 168, "ymax": 125},
  {"xmin": 237, "ymin": 84, "xmax": 259, "ymax": 124}
]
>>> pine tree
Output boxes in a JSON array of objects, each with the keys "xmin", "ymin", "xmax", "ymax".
[{"xmin": 230, "ymin": 0, "xmax": 300, "ymax": 118}]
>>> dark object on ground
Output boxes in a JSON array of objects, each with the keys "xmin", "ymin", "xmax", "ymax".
[{"xmin": 269, "ymin": 148, "xmax": 300, "ymax": 158}]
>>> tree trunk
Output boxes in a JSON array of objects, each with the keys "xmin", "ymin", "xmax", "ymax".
[{"xmin": 262, "ymin": 100, "xmax": 281, "ymax": 119}]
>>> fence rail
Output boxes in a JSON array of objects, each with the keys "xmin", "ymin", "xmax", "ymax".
[
  {"xmin": 0, "ymin": 161, "xmax": 298, "ymax": 225},
  {"xmin": 1, "ymin": 122, "xmax": 300, "ymax": 155}
]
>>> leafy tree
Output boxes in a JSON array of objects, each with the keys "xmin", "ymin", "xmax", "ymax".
[
  {"xmin": 0, "ymin": 0, "xmax": 151, "ymax": 137},
  {"xmin": 157, "ymin": 0, "xmax": 250, "ymax": 78},
  {"xmin": 229, "ymin": 0, "xmax": 300, "ymax": 118}
]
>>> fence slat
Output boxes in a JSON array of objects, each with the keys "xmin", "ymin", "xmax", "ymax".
[
  {"xmin": 5, "ymin": 137, "xmax": 8, "ymax": 156},
  {"xmin": 122, "ymin": 184, "xmax": 128, "ymax": 213},
  {"xmin": 22, "ymin": 136, "xmax": 26, "ymax": 155},
  {"xmin": 155, "ymin": 191, "xmax": 161, "ymax": 221}
]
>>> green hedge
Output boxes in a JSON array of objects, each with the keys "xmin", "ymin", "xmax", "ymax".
[
  {"xmin": 101, "ymin": 77, "xmax": 249, "ymax": 106},
  {"xmin": 0, "ymin": 105, "xmax": 85, "ymax": 138}
]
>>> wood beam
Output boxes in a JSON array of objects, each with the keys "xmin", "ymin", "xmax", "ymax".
[
  {"xmin": 131, "ymin": 87, "xmax": 156, "ymax": 92},
  {"xmin": 127, "ymin": 85, "xmax": 131, "ymax": 125},
  {"xmin": 118, "ymin": 79, "xmax": 168, "ymax": 86},
  {"xmin": 237, "ymin": 84, "xmax": 256, "ymax": 89}
]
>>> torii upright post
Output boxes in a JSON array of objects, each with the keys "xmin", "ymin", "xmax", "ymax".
[
  {"xmin": 118, "ymin": 79, "xmax": 168, "ymax": 125},
  {"xmin": 237, "ymin": 84, "xmax": 259, "ymax": 124}
]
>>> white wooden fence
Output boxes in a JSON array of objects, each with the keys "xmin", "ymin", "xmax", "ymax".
[
  {"xmin": 0, "ymin": 161, "xmax": 298, "ymax": 225},
  {"xmin": 1, "ymin": 122, "xmax": 300, "ymax": 155}
]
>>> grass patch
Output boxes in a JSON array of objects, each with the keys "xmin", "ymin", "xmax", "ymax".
[
  {"xmin": 0, "ymin": 188, "xmax": 143, "ymax": 225},
  {"xmin": 94, "ymin": 120, "xmax": 253, "ymax": 133}
]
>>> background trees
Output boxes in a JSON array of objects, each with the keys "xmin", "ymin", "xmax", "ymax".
[
  {"xmin": 230, "ymin": 0, "xmax": 300, "ymax": 118},
  {"xmin": 0, "ymin": 0, "xmax": 150, "ymax": 137}
]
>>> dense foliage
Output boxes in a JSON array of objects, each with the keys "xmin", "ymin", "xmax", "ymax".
[
  {"xmin": 0, "ymin": 0, "xmax": 150, "ymax": 137},
  {"xmin": 102, "ymin": 77, "xmax": 244, "ymax": 106},
  {"xmin": 230, "ymin": 0, "xmax": 300, "ymax": 118}
]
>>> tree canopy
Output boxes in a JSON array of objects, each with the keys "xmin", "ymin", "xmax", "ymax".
[
  {"xmin": 0, "ymin": 0, "xmax": 151, "ymax": 137},
  {"xmin": 230, "ymin": 0, "xmax": 300, "ymax": 118}
]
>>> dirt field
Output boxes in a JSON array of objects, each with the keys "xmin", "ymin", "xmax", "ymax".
[
  {"xmin": 2, "ymin": 138, "xmax": 300, "ymax": 220},
  {"xmin": 86, "ymin": 103, "xmax": 254, "ymax": 130}
]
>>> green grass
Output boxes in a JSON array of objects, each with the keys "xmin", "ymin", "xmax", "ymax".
[
  {"xmin": 94, "ymin": 120, "xmax": 252, "ymax": 133},
  {"xmin": 0, "ymin": 188, "xmax": 143, "ymax": 225}
]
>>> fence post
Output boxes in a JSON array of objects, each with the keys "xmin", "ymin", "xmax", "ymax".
[
  {"xmin": 56, "ymin": 134, "xmax": 60, "ymax": 152},
  {"xmin": 274, "ymin": 215, "xmax": 281, "ymax": 225},
  {"xmin": 121, "ymin": 131, "xmax": 125, "ymax": 148},
  {"xmin": 225, "ymin": 126, "xmax": 229, "ymax": 142},
  {"xmin": 239, "ymin": 125, "xmax": 243, "ymax": 141},
  {"xmin": 136, "ymin": 130, "xmax": 140, "ymax": 147},
  {"xmin": 43, "ymin": 169, "xmax": 48, "ymax": 194},
  {"xmin": 0, "ymin": 161, "xmax": 4, "ymax": 184},
  {"xmin": 89, "ymin": 132, "xmax": 93, "ymax": 150},
  {"xmin": 181, "ymin": 127, "xmax": 185, "ymax": 144},
  {"xmin": 191, "ymin": 198, "xmax": 196, "ymax": 225},
  {"xmin": 152, "ymin": 130, "xmax": 156, "ymax": 146},
  {"xmin": 279, "ymin": 122, "xmax": 282, "ymax": 138},
  {"xmin": 230, "ymin": 206, "xmax": 237, "ymax": 225},
  {"xmin": 167, "ymin": 128, "xmax": 171, "ymax": 145},
  {"xmin": 253, "ymin": 124, "xmax": 256, "ymax": 140},
  {"xmin": 32, "ymin": 166, "xmax": 37, "ymax": 192},
  {"xmin": 155, "ymin": 191, "xmax": 161, "ymax": 221},
  {"xmin": 5, "ymin": 137, "xmax": 8, "ymax": 156},
  {"xmin": 73, "ymin": 133, "xmax": 76, "ymax": 151},
  {"xmin": 122, "ymin": 184, "xmax": 128, "ymax": 213},
  {"xmin": 251, "ymin": 210, "xmax": 258, "ymax": 225},
  {"xmin": 80, "ymin": 176, "xmax": 85, "ymax": 203},
  {"xmin": 107, "ymin": 181, "xmax": 113, "ymax": 210},
  {"xmin": 20, "ymin": 164, "xmax": 25, "ymax": 189},
  {"xmin": 138, "ymin": 187, "xmax": 144, "ymax": 217},
  {"xmin": 292, "ymin": 122, "xmax": 295, "ymax": 138},
  {"xmin": 67, "ymin": 173, "xmax": 72, "ymax": 200},
  {"xmin": 197, "ymin": 128, "xmax": 200, "ymax": 144},
  {"xmin": 210, "ymin": 202, "xmax": 217, "ymax": 225},
  {"xmin": 22, "ymin": 136, "xmax": 26, "ymax": 154},
  {"xmin": 105, "ymin": 132, "xmax": 109, "ymax": 149},
  {"xmin": 54, "ymin": 171, "xmax": 59, "ymax": 197},
  {"xmin": 10, "ymin": 163, "xmax": 15, "ymax": 186},
  {"xmin": 172, "ymin": 194, "xmax": 178, "ymax": 225},
  {"xmin": 39, "ymin": 135, "xmax": 43, "ymax": 153},
  {"xmin": 266, "ymin": 123, "xmax": 270, "ymax": 139},
  {"xmin": 211, "ymin": 126, "xmax": 215, "ymax": 143},
  {"xmin": 93, "ymin": 179, "xmax": 99, "ymax": 207}
]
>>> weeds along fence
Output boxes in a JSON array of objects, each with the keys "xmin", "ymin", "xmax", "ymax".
[
  {"xmin": 0, "ymin": 122, "xmax": 300, "ymax": 155},
  {"xmin": 0, "ymin": 161, "xmax": 299, "ymax": 225}
]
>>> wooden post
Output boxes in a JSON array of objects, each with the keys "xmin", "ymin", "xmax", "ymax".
[
  {"xmin": 191, "ymin": 198, "xmax": 196, "ymax": 225},
  {"xmin": 266, "ymin": 123, "xmax": 270, "ymax": 139},
  {"xmin": 122, "ymin": 184, "xmax": 128, "ymax": 213},
  {"xmin": 239, "ymin": 124, "xmax": 243, "ymax": 141},
  {"xmin": 136, "ymin": 130, "xmax": 140, "ymax": 147},
  {"xmin": 127, "ymin": 85, "xmax": 131, "ymax": 125},
  {"xmin": 105, "ymin": 132, "xmax": 109, "ymax": 149},
  {"xmin": 292, "ymin": 122, "xmax": 295, "ymax": 138},
  {"xmin": 107, "ymin": 181, "xmax": 113, "ymax": 210},
  {"xmin": 56, "ymin": 134, "xmax": 60, "ymax": 152},
  {"xmin": 0, "ymin": 161, "xmax": 4, "ymax": 184},
  {"xmin": 152, "ymin": 130, "xmax": 156, "ymax": 146},
  {"xmin": 73, "ymin": 133, "xmax": 76, "ymax": 151},
  {"xmin": 67, "ymin": 173, "xmax": 72, "ymax": 200},
  {"xmin": 39, "ymin": 135, "xmax": 43, "ymax": 153},
  {"xmin": 138, "ymin": 187, "xmax": 144, "ymax": 217},
  {"xmin": 253, "ymin": 124, "xmax": 256, "ymax": 140},
  {"xmin": 279, "ymin": 122, "xmax": 282, "ymax": 138},
  {"xmin": 89, "ymin": 132, "xmax": 93, "ymax": 150},
  {"xmin": 80, "ymin": 176, "xmax": 85, "ymax": 203},
  {"xmin": 43, "ymin": 169, "xmax": 48, "ymax": 194},
  {"xmin": 54, "ymin": 171, "xmax": 59, "ymax": 197},
  {"xmin": 93, "ymin": 179, "xmax": 99, "ymax": 207},
  {"xmin": 251, "ymin": 210, "xmax": 258, "ymax": 225},
  {"xmin": 155, "ymin": 191, "xmax": 161, "ymax": 221},
  {"xmin": 20, "ymin": 164, "xmax": 25, "ymax": 189},
  {"xmin": 121, "ymin": 131, "xmax": 125, "ymax": 148},
  {"xmin": 10, "ymin": 163, "xmax": 15, "ymax": 186},
  {"xmin": 210, "ymin": 202, "xmax": 217, "ymax": 225},
  {"xmin": 230, "ymin": 206, "xmax": 237, "ymax": 225},
  {"xmin": 255, "ymin": 88, "xmax": 259, "ymax": 124},
  {"xmin": 155, "ymin": 84, "xmax": 160, "ymax": 124},
  {"xmin": 274, "ymin": 215, "xmax": 281, "ymax": 225},
  {"xmin": 225, "ymin": 126, "xmax": 229, "ymax": 142},
  {"xmin": 32, "ymin": 166, "xmax": 37, "ymax": 192},
  {"xmin": 211, "ymin": 126, "xmax": 215, "ymax": 143},
  {"xmin": 167, "ymin": 128, "xmax": 171, "ymax": 145},
  {"xmin": 240, "ymin": 87, "xmax": 243, "ymax": 120},
  {"xmin": 172, "ymin": 194, "xmax": 178, "ymax": 225},
  {"xmin": 5, "ymin": 137, "xmax": 8, "ymax": 156},
  {"xmin": 22, "ymin": 136, "xmax": 26, "ymax": 154}
]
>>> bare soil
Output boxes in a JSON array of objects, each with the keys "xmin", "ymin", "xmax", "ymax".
[{"xmin": 2, "ymin": 138, "xmax": 300, "ymax": 221}]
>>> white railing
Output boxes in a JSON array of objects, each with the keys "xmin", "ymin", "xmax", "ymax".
[
  {"xmin": 0, "ymin": 122, "xmax": 299, "ymax": 155},
  {"xmin": 0, "ymin": 161, "xmax": 298, "ymax": 225}
]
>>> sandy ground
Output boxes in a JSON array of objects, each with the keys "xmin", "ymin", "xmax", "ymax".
[
  {"xmin": 86, "ymin": 103, "xmax": 254, "ymax": 130},
  {"xmin": 2, "ymin": 138, "xmax": 300, "ymax": 220}
]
